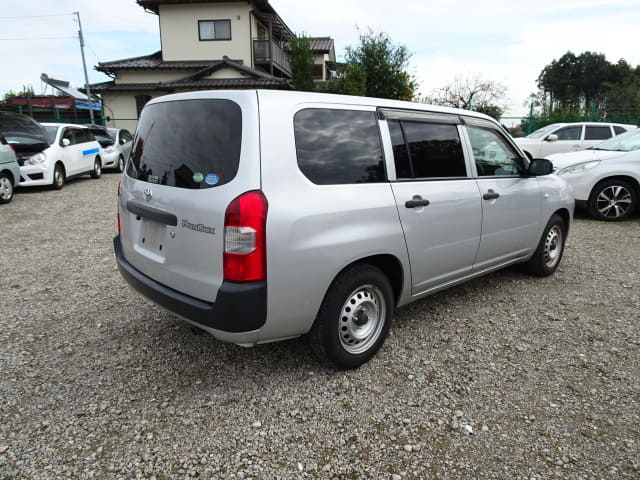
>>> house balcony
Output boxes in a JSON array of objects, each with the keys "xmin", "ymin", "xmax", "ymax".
[{"xmin": 253, "ymin": 39, "xmax": 292, "ymax": 78}]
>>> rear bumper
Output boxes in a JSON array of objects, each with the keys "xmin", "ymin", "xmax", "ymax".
[{"xmin": 114, "ymin": 235, "xmax": 267, "ymax": 333}]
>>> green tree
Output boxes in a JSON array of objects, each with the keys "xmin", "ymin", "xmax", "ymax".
[
  {"xmin": 287, "ymin": 34, "xmax": 315, "ymax": 92},
  {"xmin": 327, "ymin": 29, "xmax": 417, "ymax": 100},
  {"xmin": 3, "ymin": 84, "xmax": 35, "ymax": 101},
  {"xmin": 432, "ymin": 75, "xmax": 507, "ymax": 119}
]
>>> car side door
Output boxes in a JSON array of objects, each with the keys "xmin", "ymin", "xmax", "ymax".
[
  {"xmin": 539, "ymin": 124, "xmax": 583, "ymax": 157},
  {"xmin": 382, "ymin": 110, "xmax": 482, "ymax": 294},
  {"xmin": 60, "ymin": 127, "xmax": 81, "ymax": 176},
  {"xmin": 463, "ymin": 118, "xmax": 542, "ymax": 271}
]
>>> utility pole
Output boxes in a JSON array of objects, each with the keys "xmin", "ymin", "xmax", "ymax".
[{"xmin": 74, "ymin": 11, "xmax": 94, "ymax": 123}]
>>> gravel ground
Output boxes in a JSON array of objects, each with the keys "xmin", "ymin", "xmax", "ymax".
[{"xmin": 1, "ymin": 173, "xmax": 639, "ymax": 480}]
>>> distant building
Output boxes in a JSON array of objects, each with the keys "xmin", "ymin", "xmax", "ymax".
[{"xmin": 91, "ymin": 0, "xmax": 337, "ymax": 130}]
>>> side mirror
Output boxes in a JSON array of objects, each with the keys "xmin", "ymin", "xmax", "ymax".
[
  {"xmin": 527, "ymin": 158, "xmax": 553, "ymax": 176},
  {"xmin": 545, "ymin": 134, "xmax": 558, "ymax": 142},
  {"xmin": 61, "ymin": 138, "xmax": 71, "ymax": 147}
]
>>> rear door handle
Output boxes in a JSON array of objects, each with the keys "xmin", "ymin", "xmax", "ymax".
[
  {"xmin": 405, "ymin": 195, "xmax": 430, "ymax": 208},
  {"xmin": 483, "ymin": 189, "xmax": 500, "ymax": 200}
]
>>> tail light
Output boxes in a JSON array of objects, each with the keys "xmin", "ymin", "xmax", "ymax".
[
  {"xmin": 223, "ymin": 190, "xmax": 268, "ymax": 282},
  {"xmin": 116, "ymin": 180, "xmax": 121, "ymax": 234}
]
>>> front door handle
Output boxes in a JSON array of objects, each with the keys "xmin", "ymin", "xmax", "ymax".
[
  {"xmin": 405, "ymin": 195, "xmax": 430, "ymax": 208},
  {"xmin": 483, "ymin": 189, "xmax": 500, "ymax": 200}
]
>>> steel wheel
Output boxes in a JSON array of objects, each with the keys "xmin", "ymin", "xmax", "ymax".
[
  {"xmin": 91, "ymin": 158, "xmax": 102, "ymax": 179},
  {"xmin": 338, "ymin": 284, "xmax": 386, "ymax": 355},
  {"xmin": 523, "ymin": 213, "xmax": 566, "ymax": 277},
  {"xmin": 53, "ymin": 164, "xmax": 65, "ymax": 190},
  {"xmin": 595, "ymin": 185, "xmax": 632, "ymax": 219},
  {"xmin": 543, "ymin": 224, "xmax": 563, "ymax": 270},
  {"xmin": 309, "ymin": 263, "xmax": 394, "ymax": 369},
  {"xmin": 0, "ymin": 173, "xmax": 14, "ymax": 204}
]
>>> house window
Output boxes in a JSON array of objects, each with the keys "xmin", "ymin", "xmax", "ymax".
[
  {"xmin": 198, "ymin": 20, "xmax": 231, "ymax": 41},
  {"xmin": 135, "ymin": 95, "xmax": 152, "ymax": 118}
]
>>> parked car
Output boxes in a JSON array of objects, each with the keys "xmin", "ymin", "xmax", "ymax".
[
  {"xmin": 85, "ymin": 124, "xmax": 117, "ymax": 171},
  {"xmin": 549, "ymin": 128, "xmax": 640, "ymax": 221},
  {"xmin": 0, "ymin": 111, "xmax": 50, "ymax": 173},
  {"xmin": 24, "ymin": 123, "xmax": 103, "ymax": 189},
  {"xmin": 107, "ymin": 127, "xmax": 134, "ymax": 172},
  {"xmin": 514, "ymin": 122, "xmax": 636, "ymax": 158},
  {"xmin": 0, "ymin": 134, "xmax": 20, "ymax": 204},
  {"xmin": 114, "ymin": 90, "xmax": 574, "ymax": 369}
]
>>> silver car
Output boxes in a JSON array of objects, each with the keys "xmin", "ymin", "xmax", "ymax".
[
  {"xmin": 114, "ymin": 90, "xmax": 574, "ymax": 369},
  {"xmin": 106, "ymin": 128, "xmax": 133, "ymax": 172}
]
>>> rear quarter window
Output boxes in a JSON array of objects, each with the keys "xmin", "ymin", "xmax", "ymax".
[
  {"xmin": 294, "ymin": 108, "xmax": 385, "ymax": 185},
  {"xmin": 127, "ymin": 99, "xmax": 242, "ymax": 189}
]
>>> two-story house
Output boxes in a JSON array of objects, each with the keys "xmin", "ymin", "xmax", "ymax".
[{"xmin": 91, "ymin": 0, "xmax": 337, "ymax": 131}]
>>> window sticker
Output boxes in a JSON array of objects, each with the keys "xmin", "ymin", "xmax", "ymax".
[
  {"xmin": 205, "ymin": 173, "xmax": 219, "ymax": 185},
  {"xmin": 192, "ymin": 172, "xmax": 204, "ymax": 183}
]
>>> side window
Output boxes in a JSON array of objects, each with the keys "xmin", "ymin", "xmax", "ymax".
[
  {"xmin": 61, "ymin": 128, "xmax": 75, "ymax": 146},
  {"xmin": 554, "ymin": 126, "xmax": 581, "ymax": 140},
  {"xmin": 388, "ymin": 120, "xmax": 466, "ymax": 179},
  {"xmin": 585, "ymin": 126, "xmax": 612, "ymax": 140},
  {"xmin": 198, "ymin": 20, "xmax": 231, "ymax": 41},
  {"xmin": 294, "ymin": 108, "xmax": 385, "ymax": 185},
  {"xmin": 614, "ymin": 126, "xmax": 627, "ymax": 135},
  {"xmin": 467, "ymin": 125, "xmax": 522, "ymax": 176},
  {"xmin": 120, "ymin": 130, "xmax": 133, "ymax": 144}
]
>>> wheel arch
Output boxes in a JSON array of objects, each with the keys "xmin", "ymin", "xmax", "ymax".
[
  {"xmin": 591, "ymin": 175, "xmax": 639, "ymax": 197},
  {"xmin": 55, "ymin": 160, "xmax": 66, "ymax": 175},
  {"xmin": 334, "ymin": 254, "xmax": 404, "ymax": 307},
  {"xmin": 0, "ymin": 168, "xmax": 15, "ymax": 184},
  {"xmin": 554, "ymin": 207, "xmax": 571, "ymax": 233}
]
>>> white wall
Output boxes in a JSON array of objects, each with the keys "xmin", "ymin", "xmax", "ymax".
[{"xmin": 159, "ymin": 3, "xmax": 252, "ymax": 62}]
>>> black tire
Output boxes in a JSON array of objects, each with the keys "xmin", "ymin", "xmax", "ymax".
[
  {"xmin": 90, "ymin": 157, "xmax": 102, "ymax": 179},
  {"xmin": 52, "ymin": 164, "xmax": 65, "ymax": 190},
  {"xmin": 0, "ymin": 172, "xmax": 14, "ymax": 204},
  {"xmin": 309, "ymin": 264, "xmax": 394, "ymax": 369},
  {"xmin": 117, "ymin": 155, "xmax": 125, "ymax": 173},
  {"xmin": 587, "ymin": 179, "xmax": 637, "ymax": 221},
  {"xmin": 523, "ymin": 214, "xmax": 566, "ymax": 277}
]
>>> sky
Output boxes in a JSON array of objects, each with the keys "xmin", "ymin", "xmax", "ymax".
[{"xmin": 1, "ymin": 0, "xmax": 639, "ymax": 118}]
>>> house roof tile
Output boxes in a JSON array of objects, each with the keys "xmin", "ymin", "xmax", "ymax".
[{"xmin": 309, "ymin": 37, "xmax": 334, "ymax": 54}]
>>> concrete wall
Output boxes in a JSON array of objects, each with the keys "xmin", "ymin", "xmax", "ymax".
[{"xmin": 159, "ymin": 3, "xmax": 253, "ymax": 62}]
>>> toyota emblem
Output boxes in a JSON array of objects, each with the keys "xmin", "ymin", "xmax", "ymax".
[{"xmin": 143, "ymin": 188, "xmax": 152, "ymax": 201}]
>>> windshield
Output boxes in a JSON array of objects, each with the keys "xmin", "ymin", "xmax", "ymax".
[
  {"xmin": 44, "ymin": 126, "xmax": 59, "ymax": 145},
  {"xmin": 590, "ymin": 128, "xmax": 640, "ymax": 152},
  {"xmin": 526, "ymin": 123, "xmax": 563, "ymax": 139}
]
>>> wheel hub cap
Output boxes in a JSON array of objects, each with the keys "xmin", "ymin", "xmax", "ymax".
[{"xmin": 338, "ymin": 285, "xmax": 386, "ymax": 354}]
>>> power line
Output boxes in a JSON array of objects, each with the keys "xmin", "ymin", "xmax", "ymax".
[
  {"xmin": 0, "ymin": 36, "xmax": 76, "ymax": 41},
  {"xmin": 0, "ymin": 13, "xmax": 73, "ymax": 19}
]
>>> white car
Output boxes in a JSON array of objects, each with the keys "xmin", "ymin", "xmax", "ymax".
[
  {"xmin": 515, "ymin": 122, "xmax": 636, "ymax": 158},
  {"xmin": 549, "ymin": 128, "xmax": 640, "ymax": 221},
  {"xmin": 21, "ymin": 123, "xmax": 103, "ymax": 189}
]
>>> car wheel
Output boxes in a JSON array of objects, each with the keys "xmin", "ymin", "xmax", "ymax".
[
  {"xmin": 0, "ymin": 172, "xmax": 14, "ymax": 204},
  {"xmin": 309, "ymin": 264, "xmax": 394, "ymax": 369},
  {"xmin": 52, "ymin": 164, "xmax": 65, "ymax": 190},
  {"xmin": 117, "ymin": 155, "xmax": 125, "ymax": 173},
  {"xmin": 90, "ymin": 157, "xmax": 102, "ymax": 179},
  {"xmin": 523, "ymin": 214, "xmax": 565, "ymax": 277},
  {"xmin": 587, "ymin": 179, "xmax": 636, "ymax": 221}
]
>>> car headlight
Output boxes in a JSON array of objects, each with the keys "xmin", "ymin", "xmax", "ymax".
[
  {"xmin": 28, "ymin": 152, "xmax": 47, "ymax": 165},
  {"xmin": 557, "ymin": 160, "xmax": 601, "ymax": 175},
  {"xmin": 105, "ymin": 146, "xmax": 115, "ymax": 153}
]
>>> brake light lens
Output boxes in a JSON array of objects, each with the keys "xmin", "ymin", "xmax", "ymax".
[
  {"xmin": 223, "ymin": 190, "xmax": 268, "ymax": 282},
  {"xmin": 116, "ymin": 180, "xmax": 121, "ymax": 234}
]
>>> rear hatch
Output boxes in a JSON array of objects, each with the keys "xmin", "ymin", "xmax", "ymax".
[
  {"xmin": 0, "ymin": 112, "xmax": 49, "ymax": 165},
  {"xmin": 118, "ymin": 91, "xmax": 261, "ymax": 302}
]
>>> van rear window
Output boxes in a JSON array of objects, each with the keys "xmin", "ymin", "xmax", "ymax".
[{"xmin": 127, "ymin": 99, "xmax": 242, "ymax": 189}]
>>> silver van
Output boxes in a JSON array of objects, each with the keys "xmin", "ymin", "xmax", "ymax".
[{"xmin": 114, "ymin": 90, "xmax": 574, "ymax": 369}]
